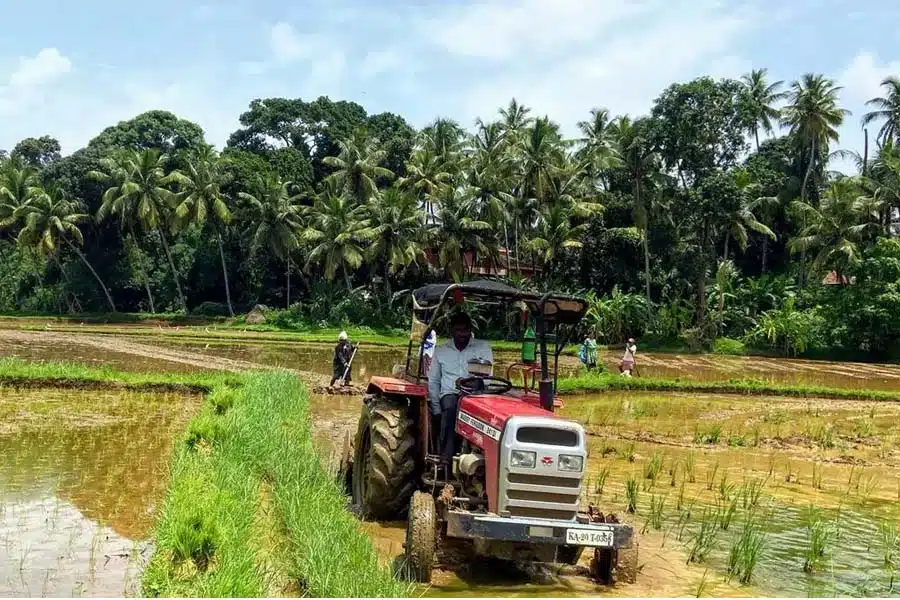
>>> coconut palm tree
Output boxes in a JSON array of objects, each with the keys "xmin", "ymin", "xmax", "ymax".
[
  {"xmin": 577, "ymin": 107, "xmax": 622, "ymax": 188},
  {"xmin": 365, "ymin": 187, "xmax": 425, "ymax": 296},
  {"xmin": 302, "ymin": 182, "xmax": 374, "ymax": 290},
  {"xmin": 239, "ymin": 174, "xmax": 305, "ymax": 307},
  {"xmin": 741, "ymin": 68, "xmax": 786, "ymax": 151},
  {"xmin": 862, "ymin": 76, "xmax": 900, "ymax": 147},
  {"xmin": 15, "ymin": 185, "xmax": 116, "ymax": 311},
  {"xmin": 613, "ymin": 115, "xmax": 664, "ymax": 303},
  {"xmin": 168, "ymin": 146, "xmax": 235, "ymax": 316},
  {"xmin": 498, "ymin": 98, "xmax": 534, "ymax": 138},
  {"xmin": 526, "ymin": 202, "xmax": 587, "ymax": 278},
  {"xmin": 323, "ymin": 129, "xmax": 394, "ymax": 205},
  {"xmin": 95, "ymin": 149, "xmax": 187, "ymax": 313},
  {"xmin": 428, "ymin": 187, "xmax": 491, "ymax": 280},
  {"xmin": 789, "ymin": 178, "xmax": 882, "ymax": 284},
  {"xmin": 0, "ymin": 162, "xmax": 42, "ymax": 231},
  {"xmin": 397, "ymin": 147, "xmax": 453, "ymax": 223},
  {"xmin": 781, "ymin": 74, "xmax": 850, "ymax": 203},
  {"xmin": 520, "ymin": 117, "xmax": 566, "ymax": 206},
  {"xmin": 722, "ymin": 170, "xmax": 777, "ymax": 260}
]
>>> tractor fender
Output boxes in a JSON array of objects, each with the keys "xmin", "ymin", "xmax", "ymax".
[{"xmin": 365, "ymin": 376, "xmax": 428, "ymax": 398}]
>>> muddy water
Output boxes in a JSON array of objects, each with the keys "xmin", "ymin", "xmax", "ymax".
[
  {"xmin": 564, "ymin": 392, "xmax": 900, "ymax": 597},
  {"xmin": 0, "ymin": 387, "xmax": 200, "ymax": 596},
  {"xmin": 155, "ymin": 336, "xmax": 900, "ymax": 392}
]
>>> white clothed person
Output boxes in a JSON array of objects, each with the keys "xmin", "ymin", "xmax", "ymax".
[{"xmin": 427, "ymin": 334, "xmax": 493, "ymax": 415}]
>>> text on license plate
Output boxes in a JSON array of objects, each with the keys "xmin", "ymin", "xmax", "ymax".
[{"xmin": 565, "ymin": 528, "xmax": 613, "ymax": 547}]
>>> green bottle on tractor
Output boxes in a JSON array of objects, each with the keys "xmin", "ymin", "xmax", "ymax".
[{"xmin": 522, "ymin": 326, "xmax": 536, "ymax": 363}]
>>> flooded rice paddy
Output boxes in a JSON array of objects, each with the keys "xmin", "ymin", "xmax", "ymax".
[
  {"xmin": 0, "ymin": 386, "xmax": 200, "ymax": 596},
  {"xmin": 4, "ymin": 324, "xmax": 900, "ymax": 596}
]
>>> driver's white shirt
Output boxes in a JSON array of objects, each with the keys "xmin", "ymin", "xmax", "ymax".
[{"xmin": 427, "ymin": 336, "xmax": 493, "ymax": 414}]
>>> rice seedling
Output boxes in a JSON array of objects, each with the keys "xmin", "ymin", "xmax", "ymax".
[
  {"xmin": 694, "ymin": 568, "xmax": 711, "ymax": 597},
  {"xmin": 717, "ymin": 496, "xmax": 738, "ymax": 531},
  {"xmin": 694, "ymin": 424, "xmax": 722, "ymax": 445},
  {"xmin": 669, "ymin": 462, "xmax": 679, "ymax": 487},
  {"xmin": 784, "ymin": 460, "xmax": 796, "ymax": 483},
  {"xmin": 859, "ymin": 473, "xmax": 879, "ymax": 502},
  {"xmin": 676, "ymin": 502, "xmax": 695, "ymax": 542},
  {"xmin": 208, "ymin": 387, "xmax": 236, "ymax": 415},
  {"xmin": 751, "ymin": 426, "xmax": 761, "ymax": 447},
  {"xmin": 706, "ymin": 462, "xmax": 720, "ymax": 491},
  {"xmin": 688, "ymin": 508, "xmax": 719, "ymax": 564},
  {"xmin": 855, "ymin": 418, "xmax": 875, "ymax": 438},
  {"xmin": 684, "ymin": 451, "xmax": 697, "ymax": 483},
  {"xmin": 727, "ymin": 516, "xmax": 767, "ymax": 584},
  {"xmin": 719, "ymin": 473, "xmax": 736, "ymax": 501},
  {"xmin": 812, "ymin": 462, "xmax": 824, "ymax": 490},
  {"xmin": 878, "ymin": 521, "xmax": 900, "ymax": 570},
  {"xmin": 727, "ymin": 434, "xmax": 746, "ymax": 447},
  {"xmin": 644, "ymin": 494, "xmax": 667, "ymax": 532},
  {"xmin": 676, "ymin": 479, "xmax": 687, "ymax": 511},
  {"xmin": 625, "ymin": 475, "xmax": 640, "ymax": 513},
  {"xmin": 740, "ymin": 477, "xmax": 766, "ymax": 510},
  {"xmin": 644, "ymin": 452, "xmax": 664, "ymax": 482},
  {"xmin": 803, "ymin": 513, "xmax": 837, "ymax": 573},
  {"xmin": 595, "ymin": 465, "xmax": 610, "ymax": 496}
]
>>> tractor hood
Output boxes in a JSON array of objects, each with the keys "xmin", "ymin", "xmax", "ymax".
[{"xmin": 458, "ymin": 394, "xmax": 557, "ymax": 435}]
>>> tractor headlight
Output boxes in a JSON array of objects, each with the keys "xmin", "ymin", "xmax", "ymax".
[
  {"xmin": 558, "ymin": 454, "xmax": 584, "ymax": 472},
  {"xmin": 510, "ymin": 450, "xmax": 536, "ymax": 468}
]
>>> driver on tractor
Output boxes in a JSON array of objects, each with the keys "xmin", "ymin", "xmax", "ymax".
[{"xmin": 427, "ymin": 311, "xmax": 493, "ymax": 465}]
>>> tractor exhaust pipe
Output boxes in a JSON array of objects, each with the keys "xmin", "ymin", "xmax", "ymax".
[{"xmin": 536, "ymin": 294, "xmax": 554, "ymax": 413}]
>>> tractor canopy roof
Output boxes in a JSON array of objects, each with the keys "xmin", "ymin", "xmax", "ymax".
[{"xmin": 411, "ymin": 280, "xmax": 587, "ymax": 326}]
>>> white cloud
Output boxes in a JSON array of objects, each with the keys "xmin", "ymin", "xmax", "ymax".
[
  {"xmin": 359, "ymin": 49, "xmax": 401, "ymax": 79},
  {"xmin": 423, "ymin": 0, "xmax": 655, "ymax": 61},
  {"xmin": 457, "ymin": 1, "xmax": 756, "ymax": 130},
  {"xmin": 830, "ymin": 51, "xmax": 900, "ymax": 173},
  {"xmin": 270, "ymin": 21, "xmax": 313, "ymax": 63},
  {"xmin": 0, "ymin": 47, "xmax": 72, "ymax": 116},
  {"xmin": 8, "ymin": 48, "xmax": 71, "ymax": 89}
]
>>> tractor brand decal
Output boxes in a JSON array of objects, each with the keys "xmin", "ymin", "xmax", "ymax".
[
  {"xmin": 541, "ymin": 456, "xmax": 554, "ymax": 465},
  {"xmin": 458, "ymin": 411, "xmax": 501, "ymax": 441}
]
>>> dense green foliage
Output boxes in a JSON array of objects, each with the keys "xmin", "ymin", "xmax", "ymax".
[{"xmin": 3, "ymin": 72, "xmax": 900, "ymax": 357}]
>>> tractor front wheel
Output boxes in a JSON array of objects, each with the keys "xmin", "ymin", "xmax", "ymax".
[
  {"xmin": 404, "ymin": 491, "xmax": 436, "ymax": 583},
  {"xmin": 351, "ymin": 394, "xmax": 417, "ymax": 519}
]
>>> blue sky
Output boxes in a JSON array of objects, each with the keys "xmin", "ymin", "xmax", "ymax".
[{"xmin": 0, "ymin": 0, "xmax": 897, "ymax": 172}]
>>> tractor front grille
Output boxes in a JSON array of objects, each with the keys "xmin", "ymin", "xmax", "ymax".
[{"xmin": 503, "ymin": 471, "xmax": 581, "ymax": 522}]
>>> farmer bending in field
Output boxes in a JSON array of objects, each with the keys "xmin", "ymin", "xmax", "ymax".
[
  {"xmin": 330, "ymin": 331, "xmax": 354, "ymax": 387},
  {"xmin": 619, "ymin": 337, "xmax": 637, "ymax": 377}
]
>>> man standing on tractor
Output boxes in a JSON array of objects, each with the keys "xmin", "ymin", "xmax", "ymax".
[{"xmin": 427, "ymin": 312, "xmax": 493, "ymax": 465}]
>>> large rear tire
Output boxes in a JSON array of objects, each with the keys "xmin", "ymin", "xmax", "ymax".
[
  {"xmin": 351, "ymin": 394, "xmax": 417, "ymax": 519},
  {"xmin": 405, "ymin": 491, "xmax": 436, "ymax": 583}
]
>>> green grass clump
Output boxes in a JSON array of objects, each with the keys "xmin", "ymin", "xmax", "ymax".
[
  {"xmin": 625, "ymin": 475, "xmax": 639, "ymax": 513},
  {"xmin": 727, "ymin": 518, "xmax": 766, "ymax": 584},
  {"xmin": 694, "ymin": 425, "xmax": 722, "ymax": 445},
  {"xmin": 208, "ymin": 387, "xmax": 236, "ymax": 415},
  {"xmin": 145, "ymin": 372, "xmax": 408, "ymax": 598},
  {"xmin": 557, "ymin": 372, "xmax": 900, "ymax": 402},
  {"xmin": 803, "ymin": 510, "xmax": 838, "ymax": 573},
  {"xmin": 688, "ymin": 508, "xmax": 719, "ymax": 564},
  {"xmin": 713, "ymin": 337, "xmax": 746, "ymax": 356},
  {"xmin": 185, "ymin": 411, "xmax": 227, "ymax": 451},
  {"xmin": 644, "ymin": 453, "xmax": 664, "ymax": 481}
]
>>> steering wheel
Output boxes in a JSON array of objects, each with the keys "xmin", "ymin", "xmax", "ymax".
[{"xmin": 456, "ymin": 375, "xmax": 514, "ymax": 396}]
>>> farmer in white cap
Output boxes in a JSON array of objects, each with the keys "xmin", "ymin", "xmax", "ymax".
[{"xmin": 330, "ymin": 331, "xmax": 354, "ymax": 387}]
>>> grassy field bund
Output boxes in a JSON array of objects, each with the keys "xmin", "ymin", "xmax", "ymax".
[
  {"xmin": 0, "ymin": 359, "xmax": 408, "ymax": 598},
  {"xmin": 557, "ymin": 372, "xmax": 900, "ymax": 401}
]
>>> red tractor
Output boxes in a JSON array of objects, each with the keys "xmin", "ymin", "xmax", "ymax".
[{"xmin": 341, "ymin": 281, "xmax": 636, "ymax": 584}]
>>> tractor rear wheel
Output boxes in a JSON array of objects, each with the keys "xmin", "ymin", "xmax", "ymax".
[
  {"xmin": 556, "ymin": 545, "xmax": 584, "ymax": 566},
  {"xmin": 351, "ymin": 394, "xmax": 417, "ymax": 519},
  {"xmin": 404, "ymin": 491, "xmax": 436, "ymax": 583}
]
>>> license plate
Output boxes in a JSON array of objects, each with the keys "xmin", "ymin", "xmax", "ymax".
[{"xmin": 565, "ymin": 528, "xmax": 613, "ymax": 547}]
